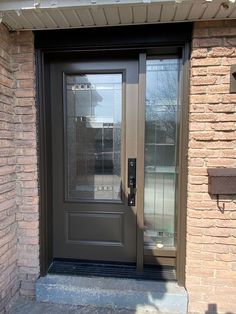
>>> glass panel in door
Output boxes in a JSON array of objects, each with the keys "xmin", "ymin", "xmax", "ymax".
[
  {"xmin": 144, "ymin": 58, "xmax": 180, "ymax": 249},
  {"xmin": 66, "ymin": 74, "xmax": 122, "ymax": 200}
]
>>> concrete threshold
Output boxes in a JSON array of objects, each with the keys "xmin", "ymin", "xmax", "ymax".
[{"xmin": 36, "ymin": 274, "xmax": 188, "ymax": 314}]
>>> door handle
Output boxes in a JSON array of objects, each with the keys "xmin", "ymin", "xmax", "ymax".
[
  {"xmin": 128, "ymin": 158, "xmax": 136, "ymax": 206},
  {"xmin": 128, "ymin": 193, "xmax": 135, "ymax": 206},
  {"xmin": 128, "ymin": 158, "xmax": 136, "ymax": 188},
  {"xmin": 128, "ymin": 176, "xmax": 136, "ymax": 189}
]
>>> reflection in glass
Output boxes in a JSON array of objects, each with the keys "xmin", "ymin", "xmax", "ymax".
[
  {"xmin": 144, "ymin": 59, "xmax": 180, "ymax": 249},
  {"xmin": 66, "ymin": 74, "xmax": 122, "ymax": 200}
]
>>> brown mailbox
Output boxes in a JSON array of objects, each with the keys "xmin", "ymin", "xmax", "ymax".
[
  {"xmin": 208, "ymin": 168, "xmax": 236, "ymax": 195},
  {"xmin": 230, "ymin": 65, "xmax": 236, "ymax": 93}
]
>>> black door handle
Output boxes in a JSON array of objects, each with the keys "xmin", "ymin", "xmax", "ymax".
[
  {"xmin": 128, "ymin": 158, "xmax": 136, "ymax": 188},
  {"xmin": 128, "ymin": 158, "xmax": 136, "ymax": 206},
  {"xmin": 129, "ymin": 176, "xmax": 136, "ymax": 188}
]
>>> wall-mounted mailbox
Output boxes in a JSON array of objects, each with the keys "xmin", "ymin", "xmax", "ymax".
[
  {"xmin": 208, "ymin": 168, "xmax": 236, "ymax": 195},
  {"xmin": 230, "ymin": 65, "xmax": 236, "ymax": 93}
]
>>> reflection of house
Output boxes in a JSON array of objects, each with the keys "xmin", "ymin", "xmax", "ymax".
[
  {"xmin": 75, "ymin": 117, "xmax": 116, "ymax": 176},
  {"xmin": 145, "ymin": 121, "xmax": 176, "ymax": 167}
]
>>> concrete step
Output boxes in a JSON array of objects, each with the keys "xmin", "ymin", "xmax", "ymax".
[{"xmin": 36, "ymin": 274, "xmax": 188, "ymax": 314}]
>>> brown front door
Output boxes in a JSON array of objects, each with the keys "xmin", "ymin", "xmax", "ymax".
[{"xmin": 51, "ymin": 54, "xmax": 139, "ymax": 262}]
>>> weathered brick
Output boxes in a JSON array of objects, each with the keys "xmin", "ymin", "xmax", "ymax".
[
  {"xmin": 211, "ymin": 122, "xmax": 235, "ymax": 131},
  {"xmin": 14, "ymin": 89, "xmax": 35, "ymax": 98},
  {"xmin": 191, "ymin": 49, "xmax": 208, "ymax": 59},
  {"xmin": 224, "ymin": 37, "xmax": 236, "ymax": 47},
  {"xmin": 191, "ymin": 76, "xmax": 218, "ymax": 86},
  {"xmin": 190, "ymin": 113, "xmax": 218, "ymax": 122},
  {"xmin": 191, "ymin": 57, "xmax": 221, "ymax": 67},
  {"xmin": 208, "ymin": 104, "xmax": 235, "ymax": 113},
  {"xmin": 209, "ymin": 27, "xmax": 236, "ymax": 37},
  {"xmin": 191, "ymin": 67, "xmax": 208, "ymax": 77},
  {"xmin": 0, "ymin": 24, "xmax": 38, "ymax": 312},
  {"xmin": 222, "ymin": 56, "xmax": 236, "ymax": 65},
  {"xmin": 207, "ymin": 65, "xmax": 229, "ymax": 75},
  {"xmin": 208, "ymin": 46, "xmax": 236, "ymax": 57},
  {"xmin": 187, "ymin": 20, "xmax": 236, "ymax": 314},
  {"xmin": 207, "ymin": 84, "xmax": 229, "ymax": 94},
  {"xmin": 192, "ymin": 37, "xmax": 223, "ymax": 48}
]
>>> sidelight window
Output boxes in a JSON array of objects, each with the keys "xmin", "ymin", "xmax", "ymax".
[{"xmin": 144, "ymin": 58, "xmax": 180, "ymax": 249}]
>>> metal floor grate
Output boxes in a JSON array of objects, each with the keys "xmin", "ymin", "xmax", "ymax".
[{"xmin": 48, "ymin": 260, "xmax": 176, "ymax": 281}]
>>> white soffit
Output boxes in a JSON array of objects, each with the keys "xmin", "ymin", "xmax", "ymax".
[{"xmin": 0, "ymin": 0, "xmax": 236, "ymax": 30}]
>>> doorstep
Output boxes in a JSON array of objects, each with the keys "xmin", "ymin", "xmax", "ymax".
[{"xmin": 36, "ymin": 274, "xmax": 188, "ymax": 314}]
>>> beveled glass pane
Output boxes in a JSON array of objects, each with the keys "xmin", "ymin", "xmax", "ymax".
[
  {"xmin": 144, "ymin": 58, "xmax": 180, "ymax": 249},
  {"xmin": 66, "ymin": 74, "xmax": 122, "ymax": 200}
]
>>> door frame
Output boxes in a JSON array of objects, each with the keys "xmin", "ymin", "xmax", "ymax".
[{"xmin": 35, "ymin": 23, "xmax": 192, "ymax": 286}]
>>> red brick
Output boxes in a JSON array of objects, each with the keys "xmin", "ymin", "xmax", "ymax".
[
  {"xmin": 208, "ymin": 47, "xmax": 236, "ymax": 57},
  {"xmin": 207, "ymin": 65, "xmax": 229, "ymax": 75},
  {"xmin": 191, "ymin": 58, "xmax": 221, "ymax": 67},
  {"xmin": 13, "ymin": 53, "xmax": 34, "ymax": 64},
  {"xmin": 192, "ymin": 38, "xmax": 223, "ymax": 48},
  {"xmin": 222, "ymin": 56, "xmax": 236, "ymax": 65},
  {"xmin": 192, "ymin": 28, "xmax": 209, "ymax": 38},
  {"xmin": 207, "ymin": 84, "xmax": 229, "ymax": 94},
  {"xmin": 225, "ymin": 37, "xmax": 236, "ymax": 47},
  {"xmin": 187, "ymin": 21, "xmax": 236, "ymax": 313},
  {"xmin": 191, "ymin": 49, "xmax": 208, "ymax": 59},
  {"xmin": 209, "ymin": 104, "xmax": 235, "ymax": 113},
  {"xmin": 0, "ymin": 25, "xmax": 38, "ymax": 311},
  {"xmin": 221, "ymin": 150, "xmax": 236, "ymax": 158},
  {"xmin": 191, "ymin": 76, "xmax": 218, "ymax": 86},
  {"xmin": 190, "ymin": 113, "xmax": 218, "ymax": 122},
  {"xmin": 14, "ymin": 89, "xmax": 35, "ymax": 98},
  {"xmin": 209, "ymin": 27, "xmax": 236, "ymax": 37},
  {"xmin": 191, "ymin": 67, "xmax": 207, "ymax": 76},
  {"xmin": 17, "ymin": 79, "xmax": 34, "ymax": 89}
]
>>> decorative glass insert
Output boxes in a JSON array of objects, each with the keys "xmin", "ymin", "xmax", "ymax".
[
  {"xmin": 144, "ymin": 58, "xmax": 180, "ymax": 249},
  {"xmin": 66, "ymin": 74, "xmax": 122, "ymax": 200}
]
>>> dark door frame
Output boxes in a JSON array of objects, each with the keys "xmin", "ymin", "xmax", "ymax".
[{"xmin": 35, "ymin": 23, "xmax": 192, "ymax": 287}]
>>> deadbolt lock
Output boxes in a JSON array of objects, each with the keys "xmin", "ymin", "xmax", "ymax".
[
  {"xmin": 128, "ymin": 158, "xmax": 136, "ymax": 188},
  {"xmin": 128, "ymin": 193, "xmax": 135, "ymax": 206},
  {"xmin": 128, "ymin": 158, "xmax": 136, "ymax": 206}
]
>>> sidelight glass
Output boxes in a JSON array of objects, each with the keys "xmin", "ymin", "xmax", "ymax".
[
  {"xmin": 66, "ymin": 74, "xmax": 122, "ymax": 200},
  {"xmin": 144, "ymin": 58, "xmax": 180, "ymax": 249}
]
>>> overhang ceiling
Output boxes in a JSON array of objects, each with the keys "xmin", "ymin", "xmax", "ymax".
[{"xmin": 0, "ymin": 0, "xmax": 236, "ymax": 31}]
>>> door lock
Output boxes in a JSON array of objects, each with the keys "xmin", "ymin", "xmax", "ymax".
[
  {"xmin": 128, "ymin": 158, "xmax": 136, "ymax": 206},
  {"xmin": 128, "ymin": 158, "xmax": 136, "ymax": 188},
  {"xmin": 129, "ymin": 176, "xmax": 136, "ymax": 188},
  {"xmin": 128, "ymin": 193, "xmax": 135, "ymax": 206}
]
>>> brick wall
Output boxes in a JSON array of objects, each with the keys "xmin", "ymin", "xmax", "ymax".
[
  {"xmin": 0, "ymin": 24, "xmax": 19, "ymax": 313},
  {"xmin": 0, "ymin": 24, "xmax": 38, "ymax": 312},
  {"xmin": 187, "ymin": 20, "xmax": 236, "ymax": 314},
  {"xmin": 12, "ymin": 30, "xmax": 39, "ymax": 300}
]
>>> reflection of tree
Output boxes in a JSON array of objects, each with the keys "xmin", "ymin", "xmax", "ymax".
[
  {"xmin": 146, "ymin": 61, "xmax": 178, "ymax": 144},
  {"xmin": 144, "ymin": 62, "xmax": 179, "ymax": 246}
]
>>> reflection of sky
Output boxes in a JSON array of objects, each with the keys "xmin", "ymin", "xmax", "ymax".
[
  {"xmin": 94, "ymin": 89, "xmax": 121, "ymax": 121},
  {"xmin": 69, "ymin": 74, "xmax": 122, "ymax": 123},
  {"xmin": 145, "ymin": 59, "xmax": 179, "ymax": 125},
  {"xmin": 146, "ymin": 59, "xmax": 179, "ymax": 108}
]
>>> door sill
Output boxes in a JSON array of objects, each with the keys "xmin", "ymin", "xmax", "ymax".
[
  {"xmin": 36, "ymin": 273, "xmax": 187, "ymax": 313},
  {"xmin": 48, "ymin": 259, "xmax": 176, "ymax": 281}
]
